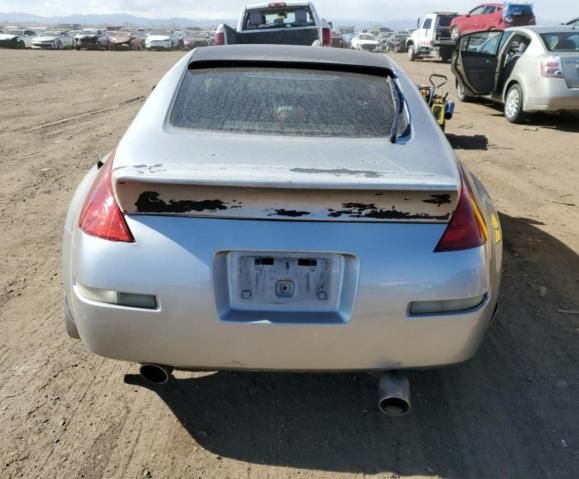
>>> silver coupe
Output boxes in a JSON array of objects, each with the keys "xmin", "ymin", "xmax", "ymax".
[{"xmin": 63, "ymin": 45, "xmax": 503, "ymax": 415}]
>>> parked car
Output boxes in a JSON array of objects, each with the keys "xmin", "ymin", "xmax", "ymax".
[
  {"xmin": 74, "ymin": 29, "xmax": 110, "ymax": 50},
  {"xmin": 452, "ymin": 26, "xmax": 579, "ymax": 122},
  {"xmin": 407, "ymin": 12, "xmax": 458, "ymax": 62},
  {"xmin": 383, "ymin": 31, "xmax": 410, "ymax": 53},
  {"xmin": 31, "ymin": 31, "xmax": 74, "ymax": 49},
  {"xmin": 2, "ymin": 28, "xmax": 37, "ymax": 48},
  {"xmin": 0, "ymin": 30, "xmax": 26, "ymax": 49},
  {"xmin": 331, "ymin": 32, "xmax": 346, "ymax": 48},
  {"xmin": 351, "ymin": 32, "xmax": 380, "ymax": 52},
  {"xmin": 182, "ymin": 32, "xmax": 210, "ymax": 50},
  {"xmin": 109, "ymin": 31, "xmax": 144, "ymax": 50},
  {"xmin": 63, "ymin": 44, "xmax": 503, "ymax": 416},
  {"xmin": 450, "ymin": 3, "xmax": 535, "ymax": 40},
  {"xmin": 145, "ymin": 30, "xmax": 179, "ymax": 50},
  {"xmin": 215, "ymin": 2, "xmax": 332, "ymax": 47},
  {"xmin": 342, "ymin": 32, "xmax": 355, "ymax": 48}
]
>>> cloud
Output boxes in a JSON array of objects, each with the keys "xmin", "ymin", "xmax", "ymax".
[{"xmin": 0, "ymin": 0, "xmax": 571, "ymax": 23}]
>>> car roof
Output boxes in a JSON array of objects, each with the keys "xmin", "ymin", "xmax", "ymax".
[
  {"xmin": 189, "ymin": 44, "xmax": 394, "ymax": 74},
  {"xmin": 245, "ymin": 1, "xmax": 311, "ymax": 9},
  {"xmin": 507, "ymin": 25, "xmax": 578, "ymax": 35}
]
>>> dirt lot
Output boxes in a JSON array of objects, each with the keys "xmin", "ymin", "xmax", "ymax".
[{"xmin": 1, "ymin": 49, "xmax": 578, "ymax": 479}]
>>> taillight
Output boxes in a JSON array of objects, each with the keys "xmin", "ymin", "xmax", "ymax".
[
  {"xmin": 322, "ymin": 28, "xmax": 332, "ymax": 47},
  {"xmin": 215, "ymin": 29, "xmax": 225, "ymax": 46},
  {"xmin": 435, "ymin": 169, "xmax": 488, "ymax": 252},
  {"xmin": 78, "ymin": 155, "xmax": 134, "ymax": 243},
  {"xmin": 541, "ymin": 56, "xmax": 563, "ymax": 79}
]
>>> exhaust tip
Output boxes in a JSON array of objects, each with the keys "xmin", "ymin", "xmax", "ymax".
[
  {"xmin": 379, "ymin": 397, "xmax": 411, "ymax": 416},
  {"xmin": 377, "ymin": 372, "xmax": 411, "ymax": 416},
  {"xmin": 139, "ymin": 364, "xmax": 172, "ymax": 385}
]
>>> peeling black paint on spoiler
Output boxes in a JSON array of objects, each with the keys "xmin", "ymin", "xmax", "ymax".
[
  {"xmin": 423, "ymin": 194, "xmax": 452, "ymax": 206},
  {"xmin": 133, "ymin": 192, "xmax": 450, "ymax": 221},
  {"xmin": 328, "ymin": 203, "xmax": 451, "ymax": 221},
  {"xmin": 135, "ymin": 191, "xmax": 236, "ymax": 214},
  {"xmin": 290, "ymin": 168, "xmax": 382, "ymax": 179}
]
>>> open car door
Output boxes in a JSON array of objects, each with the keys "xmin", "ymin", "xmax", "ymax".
[{"xmin": 452, "ymin": 30, "xmax": 504, "ymax": 95}]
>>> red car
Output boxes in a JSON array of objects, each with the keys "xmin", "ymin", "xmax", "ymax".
[{"xmin": 450, "ymin": 3, "xmax": 535, "ymax": 40}]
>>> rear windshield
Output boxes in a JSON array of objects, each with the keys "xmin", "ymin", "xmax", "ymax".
[
  {"xmin": 541, "ymin": 33, "xmax": 579, "ymax": 52},
  {"xmin": 438, "ymin": 16, "xmax": 456, "ymax": 28},
  {"xmin": 171, "ymin": 68, "xmax": 398, "ymax": 137},
  {"xmin": 243, "ymin": 7, "xmax": 315, "ymax": 30},
  {"xmin": 504, "ymin": 4, "xmax": 534, "ymax": 16}
]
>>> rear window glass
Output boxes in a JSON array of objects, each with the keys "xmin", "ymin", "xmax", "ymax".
[
  {"xmin": 438, "ymin": 16, "xmax": 456, "ymax": 27},
  {"xmin": 171, "ymin": 68, "xmax": 398, "ymax": 137},
  {"xmin": 541, "ymin": 33, "xmax": 579, "ymax": 52},
  {"xmin": 244, "ymin": 7, "xmax": 314, "ymax": 30},
  {"xmin": 504, "ymin": 4, "xmax": 534, "ymax": 16}
]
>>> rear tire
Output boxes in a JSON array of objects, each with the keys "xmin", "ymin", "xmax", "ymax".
[
  {"xmin": 408, "ymin": 45, "xmax": 416, "ymax": 61},
  {"xmin": 504, "ymin": 84, "xmax": 526, "ymax": 123}
]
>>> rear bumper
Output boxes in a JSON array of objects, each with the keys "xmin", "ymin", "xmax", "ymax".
[
  {"xmin": 524, "ymin": 79, "xmax": 579, "ymax": 112},
  {"xmin": 66, "ymin": 217, "xmax": 498, "ymax": 371}
]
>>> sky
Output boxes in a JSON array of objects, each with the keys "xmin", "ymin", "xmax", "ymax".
[{"xmin": 0, "ymin": 0, "xmax": 571, "ymax": 23}]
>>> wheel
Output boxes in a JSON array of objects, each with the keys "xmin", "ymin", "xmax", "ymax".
[
  {"xmin": 456, "ymin": 81, "xmax": 471, "ymax": 102},
  {"xmin": 408, "ymin": 45, "xmax": 416, "ymax": 61},
  {"xmin": 17, "ymin": 41, "xmax": 25, "ymax": 49},
  {"xmin": 504, "ymin": 84, "xmax": 526, "ymax": 123},
  {"xmin": 451, "ymin": 26, "xmax": 461, "ymax": 41},
  {"xmin": 55, "ymin": 40, "xmax": 62, "ymax": 50}
]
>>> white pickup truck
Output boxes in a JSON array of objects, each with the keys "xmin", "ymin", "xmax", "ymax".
[
  {"xmin": 215, "ymin": 2, "xmax": 332, "ymax": 47},
  {"xmin": 406, "ymin": 12, "xmax": 458, "ymax": 63}
]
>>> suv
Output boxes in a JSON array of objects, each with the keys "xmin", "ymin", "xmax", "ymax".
[{"xmin": 450, "ymin": 3, "xmax": 535, "ymax": 40}]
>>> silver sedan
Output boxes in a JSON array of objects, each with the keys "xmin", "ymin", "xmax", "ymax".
[
  {"xmin": 453, "ymin": 26, "xmax": 579, "ymax": 122},
  {"xmin": 63, "ymin": 45, "xmax": 503, "ymax": 415}
]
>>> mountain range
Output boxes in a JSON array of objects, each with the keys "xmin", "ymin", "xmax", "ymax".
[{"xmin": 0, "ymin": 11, "xmax": 416, "ymax": 30}]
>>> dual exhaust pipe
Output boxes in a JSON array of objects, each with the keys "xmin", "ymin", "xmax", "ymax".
[{"xmin": 138, "ymin": 365, "xmax": 410, "ymax": 416}]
